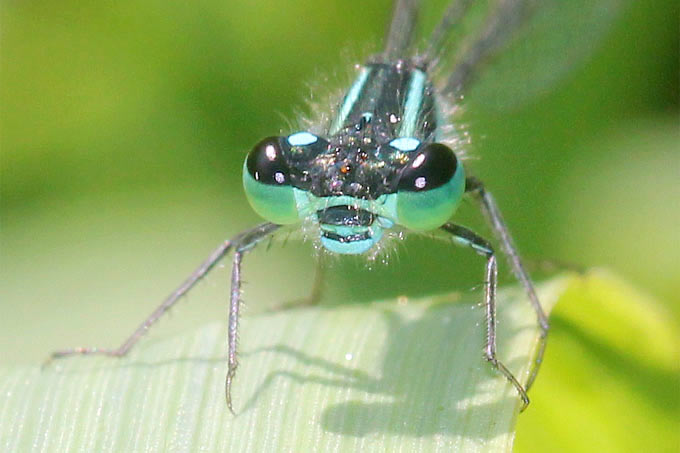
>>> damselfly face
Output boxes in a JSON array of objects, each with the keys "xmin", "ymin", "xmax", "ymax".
[{"xmin": 243, "ymin": 62, "xmax": 465, "ymax": 254}]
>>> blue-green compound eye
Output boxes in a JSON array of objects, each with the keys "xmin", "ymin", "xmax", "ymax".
[
  {"xmin": 395, "ymin": 143, "xmax": 465, "ymax": 230},
  {"xmin": 242, "ymin": 136, "xmax": 299, "ymax": 225}
]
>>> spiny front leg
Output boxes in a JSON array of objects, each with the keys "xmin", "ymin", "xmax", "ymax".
[
  {"xmin": 226, "ymin": 250, "xmax": 243, "ymax": 414},
  {"xmin": 465, "ymin": 176, "xmax": 549, "ymax": 392},
  {"xmin": 46, "ymin": 239, "xmax": 234, "ymax": 365},
  {"xmin": 441, "ymin": 222, "xmax": 530, "ymax": 410},
  {"xmin": 223, "ymin": 222, "xmax": 281, "ymax": 413}
]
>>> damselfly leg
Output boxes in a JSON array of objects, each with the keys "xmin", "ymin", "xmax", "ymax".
[
  {"xmin": 48, "ymin": 222, "xmax": 280, "ymax": 412},
  {"xmin": 465, "ymin": 177, "xmax": 550, "ymax": 393},
  {"xmin": 225, "ymin": 223, "xmax": 280, "ymax": 412}
]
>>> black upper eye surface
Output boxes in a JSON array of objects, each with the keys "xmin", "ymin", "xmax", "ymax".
[
  {"xmin": 397, "ymin": 143, "xmax": 458, "ymax": 192},
  {"xmin": 246, "ymin": 136, "xmax": 291, "ymax": 186}
]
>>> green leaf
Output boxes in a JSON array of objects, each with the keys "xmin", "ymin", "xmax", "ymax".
[
  {"xmin": 0, "ymin": 274, "xmax": 641, "ymax": 452},
  {"xmin": 515, "ymin": 270, "xmax": 680, "ymax": 453}
]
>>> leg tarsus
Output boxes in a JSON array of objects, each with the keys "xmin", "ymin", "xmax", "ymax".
[
  {"xmin": 484, "ymin": 350, "xmax": 530, "ymax": 411},
  {"xmin": 524, "ymin": 328, "xmax": 548, "ymax": 392},
  {"xmin": 225, "ymin": 366, "xmax": 237, "ymax": 415}
]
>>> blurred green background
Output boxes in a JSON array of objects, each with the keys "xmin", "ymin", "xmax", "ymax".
[{"xmin": 1, "ymin": 0, "xmax": 678, "ymax": 450}]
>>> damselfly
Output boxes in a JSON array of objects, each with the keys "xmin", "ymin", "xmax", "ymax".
[{"xmin": 49, "ymin": 0, "xmax": 620, "ymax": 412}]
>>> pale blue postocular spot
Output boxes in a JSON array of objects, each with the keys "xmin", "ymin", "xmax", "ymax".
[
  {"xmin": 288, "ymin": 132, "xmax": 318, "ymax": 146},
  {"xmin": 389, "ymin": 137, "xmax": 421, "ymax": 152}
]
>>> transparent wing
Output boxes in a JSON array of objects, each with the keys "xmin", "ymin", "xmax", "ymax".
[
  {"xmin": 422, "ymin": 0, "xmax": 628, "ymax": 109},
  {"xmin": 382, "ymin": 0, "xmax": 423, "ymax": 61}
]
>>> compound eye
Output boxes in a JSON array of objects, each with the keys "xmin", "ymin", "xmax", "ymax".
[
  {"xmin": 246, "ymin": 136, "xmax": 291, "ymax": 186},
  {"xmin": 397, "ymin": 143, "xmax": 458, "ymax": 192},
  {"xmin": 394, "ymin": 142, "xmax": 465, "ymax": 231},
  {"xmin": 243, "ymin": 136, "xmax": 299, "ymax": 225}
]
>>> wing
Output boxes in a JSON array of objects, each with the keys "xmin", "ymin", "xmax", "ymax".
[
  {"xmin": 382, "ymin": 0, "xmax": 424, "ymax": 61},
  {"xmin": 420, "ymin": 0, "xmax": 628, "ymax": 108}
]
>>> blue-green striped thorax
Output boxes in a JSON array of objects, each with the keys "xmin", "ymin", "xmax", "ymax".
[{"xmin": 243, "ymin": 61, "xmax": 465, "ymax": 254}]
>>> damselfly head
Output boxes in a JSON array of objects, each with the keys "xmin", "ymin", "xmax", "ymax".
[{"xmin": 243, "ymin": 129, "xmax": 465, "ymax": 254}]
